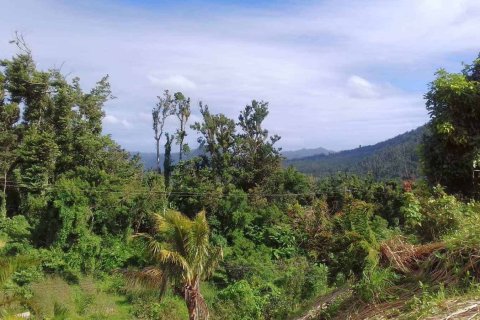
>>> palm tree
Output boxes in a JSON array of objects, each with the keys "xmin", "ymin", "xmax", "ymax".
[{"xmin": 126, "ymin": 210, "xmax": 222, "ymax": 320}]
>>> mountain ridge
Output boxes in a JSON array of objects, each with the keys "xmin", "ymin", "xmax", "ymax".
[
  {"xmin": 286, "ymin": 126, "xmax": 425, "ymax": 179},
  {"xmin": 134, "ymin": 127, "xmax": 425, "ymax": 180}
]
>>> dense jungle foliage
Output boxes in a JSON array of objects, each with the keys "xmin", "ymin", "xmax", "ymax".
[{"xmin": 1, "ymin": 39, "xmax": 480, "ymax": 319}]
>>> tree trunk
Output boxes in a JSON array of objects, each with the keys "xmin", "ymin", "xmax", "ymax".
[
  {"xmin": 155, "ymin": 137, "xmax": 162, "ymax": 174},
  {"xmin": 1, "ymin": 171, "xmax": 7, "ymax": 219},
  {"xmin": 0, "ymin": 192, "xmax": 6, "ymax": 219},
  {"xmin": 185, "ymin": 283, "xmax": 199, "ymax": 320},
  {"xmin": 2, "ymin": 171, "xmax": 6, "ymax": 195}
]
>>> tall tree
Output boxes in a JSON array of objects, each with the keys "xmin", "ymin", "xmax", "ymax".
[
  {"xmin": 152, "ymin": 90, "xmax": 176, "ymax": 173},
  {"xmin": 127, "ymin": 210, "xmax": 222, "ymax": 320},
  {"xmin": 422, "ymin": 54, "xmax": 480, "ymax": 197},
  {"xmin": 14, "ymin": 127, "xmax": 59, "ymax": 195},
  {"xmin": 192, "ymin": 102, "xmax": 236, "ymax": 183},
  {"xmin": 2, "ymin": 34, "xmax": 50, "ymax": 128},
  {"xmin": 163, "ymin": 133, "xmax": 174, "ymax": 188},
  {"xmin": 1, "ymin": 36, "xmax": 146, "ymax": 246},
  {"xmin": 0, "ymin": 71, "xmax": 20, "ymax": 218},
  {"xmin": 235, "ymin": 100, "xmax": 281, "ymax": 190},
  {"xmin": 174, "ymin": 92, "xmax": 191, "ymax": 161}
]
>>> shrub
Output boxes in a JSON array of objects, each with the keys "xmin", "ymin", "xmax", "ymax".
[
  {"xmin": 354, "ymin": 266, "xmax": 398, "ymax": 303},
  {"xmin": 0, "ymin": 215, "xmax": 32, "ymax": 254},
  {"xmin": 401, "ymin": 186, "xmax": 473, "ymax": 241},
  {"xmin": 215, "ymin": 280, "xmax": 266, "ymax": 320}
]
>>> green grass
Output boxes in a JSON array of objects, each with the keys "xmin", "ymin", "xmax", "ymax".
[
  {"xmin": 399, "ymin": 283, "xmax": 480, "ymax": 320},
  {"xmin": 29, "ymin": 276, "xmax": 131, "ymax": 319}
]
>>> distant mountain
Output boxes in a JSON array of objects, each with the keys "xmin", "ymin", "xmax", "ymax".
[
  {"xmin": 285, "ymin": 126, "xmax": 426, "ymax": 180},
  {"xmin": 281, "ymin": 147, "xmax": 332, "ymax": 160},
  {"xmin": 135, "ymin": 146, "xmax": 332, "ymax": 170},
  {"xmin": 135, "ymin": 127, "xmax": 424, "ymax": 179}
]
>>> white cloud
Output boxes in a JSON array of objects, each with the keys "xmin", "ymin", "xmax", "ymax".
[
  {"xmin": 148, "ymin": 74, "xmax": 197, "ymax": 91},
  {"xmin": 347, "ymin": 75, "xmax": 380, "ymax": 99},
  {"xmin": 1, "ymin": 0, "xmax": 478, "ymax": 151},
  {"xmin": 104, "ymin": 114, "xmax": 131, "ymax": 128},
  {"xmin": 103, "ymin": 115, "xmax": 120, "ymax": 124}
]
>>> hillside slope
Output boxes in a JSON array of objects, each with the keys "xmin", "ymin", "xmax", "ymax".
[
  {"xmin": 286, "ymin": 126, "xmax": 425, "ymax": 180},
  {"xmin": 281, "ymin": 147, "xmax": 332, "ymax": 160}
]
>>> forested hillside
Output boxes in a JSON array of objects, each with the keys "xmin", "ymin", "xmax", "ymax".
[
  {"xmin": 286, "ymin": 126, "xmax": 425, "ymax": 179},
  {"xmin": 281, "ymin": 147, "xmax": 332, "ymax": 160},
  {"xmin": 1, "ymin": 37, "xmax": 480, "ymax": 320}
]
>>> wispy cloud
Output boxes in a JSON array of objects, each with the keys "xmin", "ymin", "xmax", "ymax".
[
  {"xmin": 104, "ymin": 114, "xmax": 131, "ymax": 128},
  {"xmin": 1, "ymin": 0, "xmax": 479, "ymax": 151},
  {"xmin": 148, "ymin": 74, "xmax": 197, "ymax": 91},
  {"xmin": 347, "ymin": 76, "xmax": 381, "ymax": 99}
]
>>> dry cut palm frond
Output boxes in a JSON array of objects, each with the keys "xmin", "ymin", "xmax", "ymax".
[
  {"xmin": 380, "ymin": 237, "xmax": 445, "ymax": 275},
  {"xmin": 380, "ymin": 236, "xmax": 480, "ymax": 286},
  {"xmin": 122, "ymin": 266, "xmax": 169, "ymax": 295}
]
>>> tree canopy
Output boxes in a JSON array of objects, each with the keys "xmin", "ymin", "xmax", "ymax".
[{"xmin": 422, "ymin": 55, "xmax": 480, "ymax": 197}]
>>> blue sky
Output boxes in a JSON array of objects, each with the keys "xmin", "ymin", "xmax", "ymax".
[{"xmin": 1, "ymin": 0, "xmax": 480, "ymax": 152}]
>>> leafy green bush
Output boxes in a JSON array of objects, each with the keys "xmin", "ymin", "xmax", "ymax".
[
  {"xmin": 304, "ymin": 263, "xmax": 329, "ymax": 299},
  {"xmin": 443, "ymin": 203, "xmax": 480, "ymax": 249},
  {"xmin": 402, "ymin": 185, "xmax": 473, "ymax": 241},
  {"xmin": 215, "ymin": 280, "xmax": 266, "ymax": 320},
  {"xmin": 354, "ymin": 266, "xmax": 398, "ymax": 303},
  {"xmin": 0, "ymin": 215, "xmax": 32, "ymax": 254},
  {"xmin": 268, "ymin": 258, "xmax": 329, "ymax": 319}
]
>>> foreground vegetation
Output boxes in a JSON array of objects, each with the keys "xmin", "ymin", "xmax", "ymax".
[{"xmin": 1, "ymin": 37, "xmax": 480, "ymax": 319}]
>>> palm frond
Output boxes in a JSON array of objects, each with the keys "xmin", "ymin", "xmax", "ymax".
[
  {"xmin": 128, "ymin": 208, "xmax": 223, "ymax": 319},
  {"xmin": 188, "ymin": 211, "xmax": 210, "ymax": 265},
  {"xmin": 202, "ymin": 246, "xmax": 224, "ymax": 280},
  {"xmin": 157, "ymin": 211, "xmax": 192, "ymax": 257},
  {"xmin": 122, "ymin": 266, "xmax": 169, "ymax": 296},
  {"xmin": 133, "ymin": 232, "xmax": 165, "ymax": 257},
  {"xmin": 157, "ymin": 249, "xmax": 192, "ymax": 279}
]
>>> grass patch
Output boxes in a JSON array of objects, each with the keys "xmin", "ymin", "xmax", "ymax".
[{"xmin": 29, "ymin": 276, "xmax": 131, "ymax": 319}]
